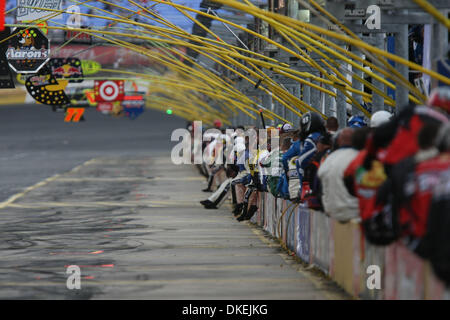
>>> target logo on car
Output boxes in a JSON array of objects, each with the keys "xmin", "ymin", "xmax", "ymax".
[{"xmin": 94, "ymin": 80, "xmax": 124, "ymax": 102}]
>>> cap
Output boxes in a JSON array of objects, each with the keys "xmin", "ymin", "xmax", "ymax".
[
  {"xmin": 280, "ymin": 123, "xmax": 293, "ymax": 134},
  {"xmin": 370, "ymin": 110, "xmax": 392, "ymax": 128}
]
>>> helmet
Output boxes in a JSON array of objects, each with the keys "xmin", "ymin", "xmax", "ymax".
[
  {"xmin": 300, "ymin": 112, "xmax": 325, "ymax": 138},
  {"xmin": 427, "ymin": 87, "xmax": 450, "ymax": 114},
  {"xmin": 370, "ymin": 110, "xmax": 392, "ymax": 127},
  {"xmin": 348, "ymin": 116, "xmax": 367, "ymax": 128}
]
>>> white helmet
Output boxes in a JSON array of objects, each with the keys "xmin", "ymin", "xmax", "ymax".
[{"xmin": 370, "ymin": 110, "xmax": 392, "ymax": 127}]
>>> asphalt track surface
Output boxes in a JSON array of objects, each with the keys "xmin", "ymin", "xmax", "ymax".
[
  {"xmin": 0, "ymin": 104, "xmax": 183, "ymax": 202},
  {"xmin": 0, "ymin": 104, "xmax": 348, "ymax": 299}
]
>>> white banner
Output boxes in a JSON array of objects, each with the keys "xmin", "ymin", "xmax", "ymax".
[{"xmin": 16, "ymin": 0, "xmax": 63, "ymax": 22}]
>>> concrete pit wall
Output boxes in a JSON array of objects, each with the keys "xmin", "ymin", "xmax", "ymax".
[{"xmin": 248, "ymin": 192, "xmax": 450, "ymax": 300}]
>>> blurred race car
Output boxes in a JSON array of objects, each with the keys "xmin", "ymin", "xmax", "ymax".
[{"xmin": 65, "ymin": 86, "xmax": 97, "ymax": 108}]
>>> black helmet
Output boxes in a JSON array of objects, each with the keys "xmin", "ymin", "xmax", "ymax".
[{"xmin": 299, "ymin": 112, "xmax": 325, "ymax": 138}]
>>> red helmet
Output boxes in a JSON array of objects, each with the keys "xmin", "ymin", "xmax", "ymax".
[
  {"xmin": 427, "ymin": 87, "xmax": 450, "ymax": 114},
  {"xmin": 213, "ymin": 119, "xmax": 222, "ymax": 128}
]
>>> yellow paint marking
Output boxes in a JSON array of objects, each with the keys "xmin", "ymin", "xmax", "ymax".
[
  {"xmin": 149, "ymin": 200, "xmax": 202, "ymax": 206},
  {"xmin": 6, "ymin": 201, "xmax": 166, "ymax": 209},
  {"xmin": 153, "ymin": 176, "xmax": 205, "ymax": 181},
  {"xmin": 68, "ymin": 158, "xmax": 98, "ymax": 173},
  {"xmin": 1, "ymin": 277, "xmax": 314, "ymax": 287},
  {"xmin": 5, "ymin": 199, "xmax": 205, "ymax": 209},
  {"xmin": 0, "ymin": 264, "xmax": 284, "ymax": 272},
  {"xmin": 54, "ymin": 176, "xmax": 204, "ymax": 182},
  {"xmin": 56, "ymin": 177, "xmax": 153, "ymax": 182},
  {"xmin": 0, "ymin": 158, "xmax": 97, "ymax": 210},
  {"xmin": 0, "ymin": 174, "xmax": 61, "ymax": 209}
]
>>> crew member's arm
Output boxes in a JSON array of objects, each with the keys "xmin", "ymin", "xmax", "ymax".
[
  {"xmin": 295, "ymin": 135, "xmax": 318, "ymax": 179},
  {"xmin": 281, "ymin": 141, "xmax": 300, "ymax": 173}
]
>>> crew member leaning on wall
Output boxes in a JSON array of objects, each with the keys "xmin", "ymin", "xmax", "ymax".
[{"xmin": 195, "ymin": 86, "xmax": 450, "ymax": 290}]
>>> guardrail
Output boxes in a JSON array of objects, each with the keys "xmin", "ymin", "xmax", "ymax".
[{"xmin": 247, "ymin": 192, "xmax": 450, "ymax": 300}]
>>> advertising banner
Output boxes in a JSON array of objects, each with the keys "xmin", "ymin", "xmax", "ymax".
[
  {"xmin": 94, "ymin": 80, "xmax": 124, "ymax": 102},
  {"xmin": 0, "ymin": 0, "xmax": 5, "ymax": 31},
  {"xmin": 25, "ymin": 67, "xmax": 69, "ymax": 105},
  {"xmin": 16, "ymin": 0, "xmax": 63, "ymax": 22},
  {"xmin": 296, "ymin": 204, "xmax": 310, "ymax": 263},
  {"xmin": 6, "ymin": 27, "xmax": 50, "ymax": 73},
  {"xmin": 49, "ymin": 57, "xmax": 84, "ymax": 83}
]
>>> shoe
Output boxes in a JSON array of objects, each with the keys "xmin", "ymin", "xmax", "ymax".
[
  {"xmin": 204, "ymin": 203, "xmax": 218, "ymax": 209},
  {"xmin": 202, "ymin": 188, "xmax": 213, "ymax": 192},
  {"xmin": 200, "ymin": 200, "xmax": 213, "ymax": 206},
  {"xmin": 236, "ymin": 204, "xmax": 248, "ymax": 221},
  {"xmin": 237, "ymin": 205, "xmax": 258, "ymax": 222},
  {"xmin": 233, "ymin": 203, "xmax": 244, "ymax": 216}
]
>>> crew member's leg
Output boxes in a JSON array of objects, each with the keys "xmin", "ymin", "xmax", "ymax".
[
  {"xmin": 200, "ymin": 178, "xmax": 231, "ymax": 209},
  {"xmin": 203, "ymin": 165, "xmax": 223, "ymax": 192},
  {"xmin": 237, "ymin": 187, "xmax": 259, "ymax": 221},
  {"xmin": 232, "ymin": 172, "xmax": 250, "ymax": 216}
]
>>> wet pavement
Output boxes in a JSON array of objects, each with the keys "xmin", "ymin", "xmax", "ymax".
[
  {"xmin": 0, "ymin": 104, "xmax": 181, "ymax": 202},
  {"xmin": 0, "ymin": 105, "xmax": 348, "ymax": 299},
  {"xmin": 0, "ymin": 156, "xmax": 348, "ymax": 299}
]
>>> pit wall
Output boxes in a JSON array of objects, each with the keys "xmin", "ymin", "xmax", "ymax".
[
  {"xmin": 248, "ymin": 192, "xmax": 450, "ymax": 300},
  {"xmin": 0, "ymin": 88, "xmax": 27, "ymax": 105}
]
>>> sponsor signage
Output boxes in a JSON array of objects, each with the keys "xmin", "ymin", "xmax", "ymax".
[
  {"xmin": 6, "ymin": 27, "xmax": 50, "ymax": 73},
  {"xmin": 94, "ymin": 80, "xmax": 125, "ymax": 102},
  {"xmin": 121, "ymin": 95, "xmax": 145, "ymax": 109},
  {"xmin": 51, "ymin": 44, "xmax": 185, "ymax": 67},
  {"xmin": 25, "ymin": 66, "xmax": 69, "ymax": 105},
  {"xmin": 97, "ymin": 102, "xmax": 113, "ymax": 112},
  {"xmin": 0, "ymin": 0, "xmax": 5, "ymax": 31},
  {"xmin": 122, "ymin": 93, "xmax": 145, "ymax": 119},
  {"xmin": 65, "ymin": 29, "xmax": 92, "ymax": 44},
  {"xmin": 16, "ymin": 0, "xmax": 63, "ymax": 22},
  {"xmin": 49, "ymin": 57, "xmax": 84, "ymax": 83},
  {"xmin": 81, "ymin": 60, "xmax": 101, "ymax": 75}
]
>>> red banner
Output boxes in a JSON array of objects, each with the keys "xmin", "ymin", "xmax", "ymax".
[
  {"xmin": 0, "ymin": 0, "xmax": 5, "ymax": 31},
  {"xmin": 50, "ymin": 45, "xmax": 186, "ymax": 67}
]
